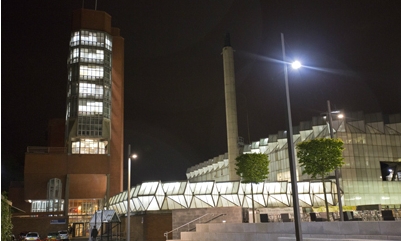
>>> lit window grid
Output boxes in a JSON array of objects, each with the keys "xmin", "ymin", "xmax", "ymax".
[
  {"xmin": 71, "ymin": 141, "xmax": 80, "ymax": 154},
  {"xmin": 71, "ymin": 139, "xmax": 107, "ymax": 154},
  {"xmin": 70, "ymin": 31, "xmax": 80, "ymax": 46},
  {"xmin": 79, "ymin": 82, "xmax": 104, "ymax": 99},
  {"xmin": 70, "ymin": 30, "xmax": 112, "ymax": 50},
  {"xmin": 80, "ymin": 48, "xmax": 104, "ymax": 61},
  {"xmin": 66, "ymin": 30, "xmax": 113, "ymax": 156},
  {"xmin": 68, "ymin": 199, "xmax": 101, "ymax": 215},
  {"xmin": 74, "ymin": 83, "xmax": 111, "ymax": 119},
  {"xmin": 31, "ymin": 200, "xmax": 64, "ymax": 212},
  {"xmin": 69, "ymin": 47, "xmax": 111, "ymax": 65},
  {"xmin": 78, "ymin": 100, "xmax": 103, "ymax": 114},
  {"xmin": 105, "ymin": 34, "xmax": 112, "ymax": 50},
  {"xmin": 80, "ymin": 65, "xmax": 104, "ymax": 80}
]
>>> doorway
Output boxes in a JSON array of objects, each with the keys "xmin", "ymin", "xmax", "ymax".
[{"xmin": 73, "ymin": 223, "xmax": 85, "ymax": 237}]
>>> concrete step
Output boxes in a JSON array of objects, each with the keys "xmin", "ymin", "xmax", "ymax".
[
  {"xmin": 169, "ymin": 240, "xmax": 192, "ymax": 241},
  {"xmin": 278, "ymin": 238, "xmax": 396, "ymax": 241},
  {"xmin": 179, "ymin": 222, "xmax": 401, "ymax": 241}
]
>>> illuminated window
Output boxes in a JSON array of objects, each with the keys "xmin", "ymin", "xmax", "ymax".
[
  {"xmin": 70, "ymin": 31, "xmax": 80, "ymax": 46},
  {"xmin": 80, "ymin": 30, "xmax": 105, "ymax": 47},
  {"xmin": 68, "ymin": 199, "xmax": 101, "ymax": 215},
  {"xmin": 71, "ymin": 139, "xmax": 107, "ymax": 154},
  {"xmin": 80, "ymin": 65, "xmax": 104, "ymax": 80},
  {"xmin": 105, "ymin": 34, "xmax": 112, "ymax": 50},
  {"xmin": 72, "ymin": 141, "xmax": 80, "ymax": 153},
  {"xmin": 79, "ymin": 83, "xmax": 103, "ymax": 99},
  {"xmin": 69, "ymin": 48, "xmax": 80, "ymax": 63},
  {"xmin": 31, "ymin": 200, "xmax": 64, "ymax": 213},
  {"xmin": 67, "ymin": 29, "xmax": 112, "ymax": 155},
  {"xmin": 80, "ymin": 48, "xmax": 104, "ymax": 63},
  {"xmin": 78, "ymin": 100, "xmax": 103, "ymax": 114}
]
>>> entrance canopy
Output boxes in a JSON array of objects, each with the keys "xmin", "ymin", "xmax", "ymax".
[{"xmin": 89, "ymin": 210, "xmax": 120, "ymax": 230}]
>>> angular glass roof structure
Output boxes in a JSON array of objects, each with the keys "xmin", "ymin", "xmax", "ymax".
[
  {"xmin": 108, "ymin": 180, "xmax": 339, "ymax": 214},
  {"xmin": 107, "ymin": 112, "xmax": 401, "ymax": 214}
]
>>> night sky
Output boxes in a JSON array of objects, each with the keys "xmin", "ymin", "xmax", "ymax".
[{"xmin": 2, "ymin": 1, "xmax": 401, "ymax": 191}]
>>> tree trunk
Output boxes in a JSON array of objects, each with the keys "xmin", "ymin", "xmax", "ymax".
[
  {"xmin": 251, "ymin": 183, "xmax": 255, "ymax": 223},
  {"xmin": 322, "ymin": 176, "xmax": 330, "ymax": 221}
]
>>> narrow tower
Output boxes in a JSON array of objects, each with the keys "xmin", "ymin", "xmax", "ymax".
[
  {"xmin": 222, "ymin": 33, "xmax": 240, "ymax": 180},
  {"xmin": 65, "ymin": 9, "xmax": 124, "ymax": 194}
]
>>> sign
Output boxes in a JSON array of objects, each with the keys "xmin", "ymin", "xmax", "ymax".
[{"xmin": 50, "ymin": 219, "xmax": 66, "ymax": 224}]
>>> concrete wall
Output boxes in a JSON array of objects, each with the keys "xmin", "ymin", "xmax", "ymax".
[
  {"xmin": 172, "ymin": 207, "xmax": 244, "ymax": 239},
  {"xmin": 180, "ymin": 221, "xmax": 401, "ymax": 241}
]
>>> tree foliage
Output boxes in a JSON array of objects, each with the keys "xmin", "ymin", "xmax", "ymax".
[
  {"xmin": 296, "ymin": 138, "xmax": 344, "ymax": 179},
  {"xmin": 235, "ymin": 153, "xmax": 269, "ymax": 223},
  {"xmin": 296, "ymin": 138, "xmax": 345, "ymax": 221},
  {"xmin": 235, "ymin": 153, "xmax": 270, "ymax": 183},
  {"xmin": 2, "ymin": 192, "xmax": 13, "ymax": 241}
]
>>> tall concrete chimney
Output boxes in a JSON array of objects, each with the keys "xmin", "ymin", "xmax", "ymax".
[{"xmin": 222, "ymin": 33, "xmax": 240, "ymax": 180}]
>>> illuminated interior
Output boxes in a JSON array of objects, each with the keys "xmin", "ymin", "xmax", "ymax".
[
  {"xmin": 66, "ymin": 29, "xmax": 112, "ymax": 154},
  {"xmin": 186, "ymin": 112, "xmax": 401, "ymax": 208},
  {"xmin": 108, "ymin": 180, "xmax": 339, "ymax": 214},
  {"xmin": 71, "ymin": 139, "xmax": 108, "ymax": 154},
  {"xmin": 31, "ymin": 200, "xmax": 64, "ymax": 213}
]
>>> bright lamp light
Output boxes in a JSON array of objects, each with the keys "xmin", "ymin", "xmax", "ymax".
[{"xmin": 291, "ymin": 61, "xmax": 302, "ymax": 69}]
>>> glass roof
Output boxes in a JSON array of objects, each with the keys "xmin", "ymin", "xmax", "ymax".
[{"xmin": 108, "ymin": 180, "xmax": 340, "ymax": 214}]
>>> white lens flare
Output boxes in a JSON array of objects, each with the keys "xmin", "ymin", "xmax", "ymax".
[{"xmin": 291, "ymin": 61, "xmax": 302, "ymax": 69}]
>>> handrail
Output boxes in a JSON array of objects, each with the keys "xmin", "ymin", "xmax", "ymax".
[
  {"xmin": 164, "ymin": 213, "xmax": 222, "ymax": 240},
  {"xmin": 188, "ymin": 213, "xmax": 226, "ymax": 231}
]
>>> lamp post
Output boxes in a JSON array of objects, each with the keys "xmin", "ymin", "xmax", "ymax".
[
  {"xmin": 127, "ymin": 144, "xmax": 137, "ymax": 241},
  {"xmin": 281, "ymin": 33, "xmax": 302, "ymax": 241},
  {"xmin": 326, "ymin": 100, "xmax": 344, "ymax": 221}
]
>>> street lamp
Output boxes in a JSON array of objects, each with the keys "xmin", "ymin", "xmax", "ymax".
[
  {"xmin": 127, "ymin": 144, "xmax": 137, "ymax": 241},
  {"xmin": 291, "ymin": 61, "xmax": 302, "ymax": 70},
  {"xmin": 281, "ymin": 33, "xmax": 302, "ymax": 241},
  {"xmin": 326, "ymin": 100, "xmax": 344, "ymax": 221}
]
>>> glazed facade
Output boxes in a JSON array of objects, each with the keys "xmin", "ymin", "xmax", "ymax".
[
  {"xmin": 185, "ymin": 112, "xmax": 401, "ymax": 208},
  {"xmin": 108, "ymin": 112, "xmax": 400, "ymax": 213},
  {"xmin": 66, "ymin": 18, "xmax": 113, "ymax": 154},
  {"xmin": 108, "ymin": 180, "xmax": 339, "ymax": 214}
]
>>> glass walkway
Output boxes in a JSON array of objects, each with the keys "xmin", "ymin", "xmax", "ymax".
[{"xmin": 108, "ymin": 180, "xmax": 339, "ymax": 214}]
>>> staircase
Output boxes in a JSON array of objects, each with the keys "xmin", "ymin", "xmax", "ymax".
[
  {"xmin": 175, "ymin": 221, "xmax": 401, "ymax": 241},
  {"xmin": 164, "ymin": 213, "xmax": 226, "ymax": 240}
]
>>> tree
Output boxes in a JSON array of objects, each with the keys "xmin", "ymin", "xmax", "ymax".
[
  {"xmin": 235, "ymin": 153, "xmax": 269, "ymax": 223},
  {"xmin": 2, "ymin": 192, "xmax": 14, "ymax": 241},
  {"xmin": 296, "ymin": 138, "xmax": 344, "ymax": 221}
]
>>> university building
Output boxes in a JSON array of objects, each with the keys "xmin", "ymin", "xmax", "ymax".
[
  {"xmin": 108, "ymin": 111, "xmax": 401, "ymax": 216},
  {"xmin": 10, "ymin": 8, "xmax": 124, "ymax": 237},
  {"xmin": 9, "ymin": 7, "xmax": 401, "ymax": 241}
]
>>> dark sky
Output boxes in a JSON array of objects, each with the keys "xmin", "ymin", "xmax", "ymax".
[{"xmin": 2, "ymin": 1, "xmax": 401, "ymax": 191}]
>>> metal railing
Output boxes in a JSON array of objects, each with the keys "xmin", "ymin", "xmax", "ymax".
[{"xmin": 164, "ymin": 213, "xmax": 226, "ymax": 240}]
